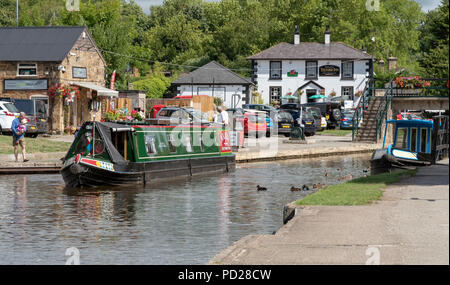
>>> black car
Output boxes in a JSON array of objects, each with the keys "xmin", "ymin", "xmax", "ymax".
[
  {"xmin": 280, "ymin": 108, "xmax": 316, "ymax": 136},
  {"xmin": 12, "ymin": 99, "xmax": 48, "ymax": 137},
  {"xmin": 276, "ymin": 110, "xmax": 295, "ymax": 137},
  {"xmin": 286, "ymin": 102, "xmax": 341, "ymax": 129},
  {"xmin": 303, "ymin": 106, "xmax": 323, "ymax": 131}
]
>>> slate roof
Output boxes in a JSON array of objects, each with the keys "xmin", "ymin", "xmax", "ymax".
[
  {"xmin": 247, "ymin": 42, "xmax": 372, "ymax": 60},
  {"xmin": 172, "ymin": 61, "xmax": 253, "ymax": 85},
  {"xmin": 0, "ymin": 26, "xmax": 86, "ymax": 61}
]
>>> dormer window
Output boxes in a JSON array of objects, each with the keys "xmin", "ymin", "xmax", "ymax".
[{"xmin": 17, "ymin": 63, "xmax": 37, "ymax": 76}]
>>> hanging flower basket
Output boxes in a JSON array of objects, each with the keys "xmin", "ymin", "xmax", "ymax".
[{"xmin": 48, "ymin": 83, "xmax": 80, "ymax": 100}]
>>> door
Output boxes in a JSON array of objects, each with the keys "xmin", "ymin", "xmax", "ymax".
[{"xmin": 306, "ymin": 89, "xmax": 317, "ymax": 103}]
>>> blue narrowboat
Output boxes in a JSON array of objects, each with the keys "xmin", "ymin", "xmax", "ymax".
[{"xmin": 371, "ymin": 116, "xmax": 449, "ymax": 173}]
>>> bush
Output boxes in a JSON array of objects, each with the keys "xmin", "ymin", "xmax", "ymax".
[{"xmin": 133, "ymin": 72, "xmax": 172, "ymax": 98}]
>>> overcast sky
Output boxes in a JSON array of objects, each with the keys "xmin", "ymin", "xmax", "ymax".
[{"xmin": 134, "ymin": 0, "xmax": 442, "ymax": 14}]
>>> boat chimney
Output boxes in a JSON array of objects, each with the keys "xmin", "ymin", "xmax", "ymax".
[{"xmin": 294, "ymin": 25, "xmax": 300, "ymax": 45}]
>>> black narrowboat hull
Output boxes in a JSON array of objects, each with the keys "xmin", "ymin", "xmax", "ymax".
[{"xmin": 61, "ymin": 155, "xmax": 236, "ymax": 188}]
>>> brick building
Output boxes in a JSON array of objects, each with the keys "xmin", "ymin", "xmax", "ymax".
[{"xmin": 0, "ymin": 26, "xmax": 117, "ymax": 133}]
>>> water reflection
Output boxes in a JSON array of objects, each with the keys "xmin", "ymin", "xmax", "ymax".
[{"xmin": 0, "ymin": 154, "xmax": 370, "ymax": 264}]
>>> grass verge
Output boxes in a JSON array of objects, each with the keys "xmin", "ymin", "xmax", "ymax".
[
  {"xmin": 317, "ymin": 129, "xmax": 352, "ymax": 136},
  {"xmin": 295, "ymin": 169, "xmax": 417, "ymax": 206},
  {"xmin": 0, "ymin": 135, "xmax": 72, "ymax": 154}
]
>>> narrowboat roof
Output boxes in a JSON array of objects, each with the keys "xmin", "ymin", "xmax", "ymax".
[{"xmin": 387, "ymin": 119, "xmax": 433, "ymax": 128}]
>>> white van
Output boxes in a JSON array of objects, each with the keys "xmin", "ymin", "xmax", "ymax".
[{"xmin": 0, "ymin": 100, "xmax": 20, "ymax": 134}]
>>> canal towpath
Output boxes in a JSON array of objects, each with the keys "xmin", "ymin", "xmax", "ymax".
[{"xmin": 208, "ymin": 159, "xmax": 449, "ymax": 265}]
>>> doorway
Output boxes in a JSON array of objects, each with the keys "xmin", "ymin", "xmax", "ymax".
[{"xmin": 306, "ymin": 89, "xmax": 317, "ymax": 103}]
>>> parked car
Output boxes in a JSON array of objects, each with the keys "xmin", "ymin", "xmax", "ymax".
[
  {"xmin": 291, "ymin": 102, "xmax": 341, "ymax": 129},
  {"xmin": 243, "ymin": 111, "xmax": 266, "ymax": 138},
  {"xmin": 280, "ymin": 108, "xmax": 316, "ymax": 136},
  {"xmin": 243, "ymin": 104, "xmax": 277, "ymax": 136},
  {"xmin": 304, "ymin": 106, "xmax": 324, "ymax": 131},
  {"xmin": 155, "ymin": 107, "xmax": 210, "ymax": 124},
  {"xmin": 340, "ymin": 111, "xmax": 355, "ymax": 130},
  {"xmin": 276, "ymin": 110, "xmax": 295, "ymax": 137},
  {"xmin": 12, "ymin": 99, "xmax": 48, "ymax": 137},
  {"xmin": 0, "ymin": 100, "xmax": 20, "ymax": 134}
]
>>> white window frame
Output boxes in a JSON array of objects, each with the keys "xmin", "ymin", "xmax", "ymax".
[{"xmin": 17, "ymin": 63, "xmax": 38, "ymax": 76}]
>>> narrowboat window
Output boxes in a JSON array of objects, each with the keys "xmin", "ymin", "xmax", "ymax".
[
  {"xmin": 395, "ymin": 128, "xmax": 408, "ymax": 149},
  {"xmin": 183, "ymin": 134, "xmax": 193, "ymax": 153},
  {"xmin": 410, "ymin": 128, "xmax": 417, "ymax": 152},
  {"xmin": 144, "ymin": 135, "xmax": 157, "ymax": 155},
  {"xmin": 200, "ymin": 134, "xmax": 205, "ymax": 152},
  {"xmin": 421, "ymin": 128, "xmax": 428, "ymax": 153},
  {"xmin": 167, "ymin": 134, "xmax": 177, "ymax": 153}
]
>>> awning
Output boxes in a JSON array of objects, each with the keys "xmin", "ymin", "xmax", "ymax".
[{"xmin": 71, "ymin": 82, "xmax": 118, "ymax": 98}]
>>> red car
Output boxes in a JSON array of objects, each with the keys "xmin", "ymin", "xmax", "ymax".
[{"xmin": 243, "ymin": 111, "xmax": 267, "ymax": 138}]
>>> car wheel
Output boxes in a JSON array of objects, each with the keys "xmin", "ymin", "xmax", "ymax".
[{"xmin": 284, "ymin": 133, "xmax": 290, "ymax": 137}]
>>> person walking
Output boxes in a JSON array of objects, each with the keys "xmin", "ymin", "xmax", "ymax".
[{"xmin": 11, "ymin": 112, "xmax": 29, "ymax": 163}]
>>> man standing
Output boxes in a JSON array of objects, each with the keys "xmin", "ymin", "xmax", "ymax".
[
  {"xmin": 11, "ymin": 112, "xmax": 29, "ymax": 162},
  {"xmin": 214, "ymin": 106, "xmax": 229, "ymax": 129}
]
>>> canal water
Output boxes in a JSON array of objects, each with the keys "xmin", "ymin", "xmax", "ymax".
[{"xmin": 0, "ymin": 154, "xmax": 370, "ymax": 265}]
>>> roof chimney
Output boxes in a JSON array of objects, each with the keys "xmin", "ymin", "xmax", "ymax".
[
  {"xmin": 294, "ymin": 25, "xmax": 300, "ymax": 45},
  {"xmin": 361, "ymin": 45, "xmax": 367, "ymax": 53},
  {"xmin": 324, "ymin": 25, "xmax": 330, "ymax": 45}
]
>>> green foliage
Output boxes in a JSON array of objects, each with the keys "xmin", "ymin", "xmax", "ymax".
[
  {"xmin": 132, "ymin": 71, "xmax": 172, "ymax": 99},
  {"xmin": 213, "ymin": 97, "xmax": 223, "ymax": 106},
  {"xmin": 295, "ymin": 169, "xmax": 417, "ymax": 206},
  {"xmin": 1, "ymin": 0, "xmax": 445, "ymax": 89},
  {"xmin": 419, "ymin": 0, "xmax": 449, "ymax": 78}
]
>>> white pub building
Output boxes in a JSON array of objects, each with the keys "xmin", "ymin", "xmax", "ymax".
[{"xmin": 247, "ymin": 26, "xmax": 373, "ymax": 105}]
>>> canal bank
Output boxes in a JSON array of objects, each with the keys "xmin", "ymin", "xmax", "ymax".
[{"xmin": 208, "ymin": 160, "xmax": 449, "ymax": 265}]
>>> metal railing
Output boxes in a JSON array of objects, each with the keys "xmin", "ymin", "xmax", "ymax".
[
  {"xmin": 352, "ymin": 79, "xmax": 372, "ymax": 141},
  {"xmin": 375, "ymin": 80, "xmax": 394, "ymax": 141}
]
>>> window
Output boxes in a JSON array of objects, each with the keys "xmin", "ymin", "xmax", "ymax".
[
  {"xmin": 269, "ymin": 86, "xmax": 281, "ymax": 104},
  {"xmin": 341, "ymin": 86, "xmax": 354, "ymax": 99},
  {"xmin": 410, "ymin": 128, "xmax": 417, "ymax": 152},
  {"xmin": 341, "ymin": 61, "xmax": 354, "ymax": 79},
  {"xmin": 183, "ymin": 134, "xmax": 193, "ymax": 153},
  {"xmin": 305, "ymin": 61, "xmax": 317, "ymax": 79},
  {"xmin": 167, "ymin": 134, "xmax": 178, "ymax": 153},
  {"xmin": 420, "ymin": 128, "xmax": 428, "ymax": 153},
  {"xmin": 17, "ymin": 63, "xmax": 37, "ymax": 76},
  {"xmin": 395, "ymin": 128, "xmax": 408, "ymax": 149},
  {"xmin": 270, "ymin": 61, "xmax": 282, "ymax": 79},
  {"xmin": 144, "ymin": 135, "xmax": 157, "ymax": 155}
]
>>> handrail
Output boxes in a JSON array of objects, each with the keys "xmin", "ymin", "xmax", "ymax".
[
  {"xmin": 375, "ymin": 79, "xmax": 394, "ymax": 141},
  {"xmin": 352, "ymin": 79, "xmax": 372, "ymax": 141}
]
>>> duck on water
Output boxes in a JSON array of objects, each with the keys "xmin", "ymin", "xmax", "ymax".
[{"xmin": 61, "ymin": 121, "xmax": 236, "ymax": 188}]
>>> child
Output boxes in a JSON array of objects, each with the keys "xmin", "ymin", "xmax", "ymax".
[{"xmin": 17, "ymin": 118, "xmax": 27, "ymax": 135}]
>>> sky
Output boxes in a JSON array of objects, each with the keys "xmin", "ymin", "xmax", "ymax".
[{"xmin": 134, "ymin": 0, "xmax": 442, "ymax": 14}]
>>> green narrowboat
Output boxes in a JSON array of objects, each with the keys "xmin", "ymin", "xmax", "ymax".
[{"xmin": 61, "ymin": 121, "xmax": 235, "ymax": 187}]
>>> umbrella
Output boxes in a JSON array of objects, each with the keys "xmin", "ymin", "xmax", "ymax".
[
  {"xmin": 281, "ymin": 95, "xmax": 298, "ymax": 100},
  {"xmin": 309, "ymin": 95, "xmax": 327, "ymax": 99}
]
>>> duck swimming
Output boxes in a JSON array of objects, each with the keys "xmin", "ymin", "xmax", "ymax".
[
  {"xmin": 290, "ymin": 186, "xmax": 301, "ymax": 192},
  {"xmin": 257, "ymin": 185, "xmax": 267, "ymax": 191}
]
